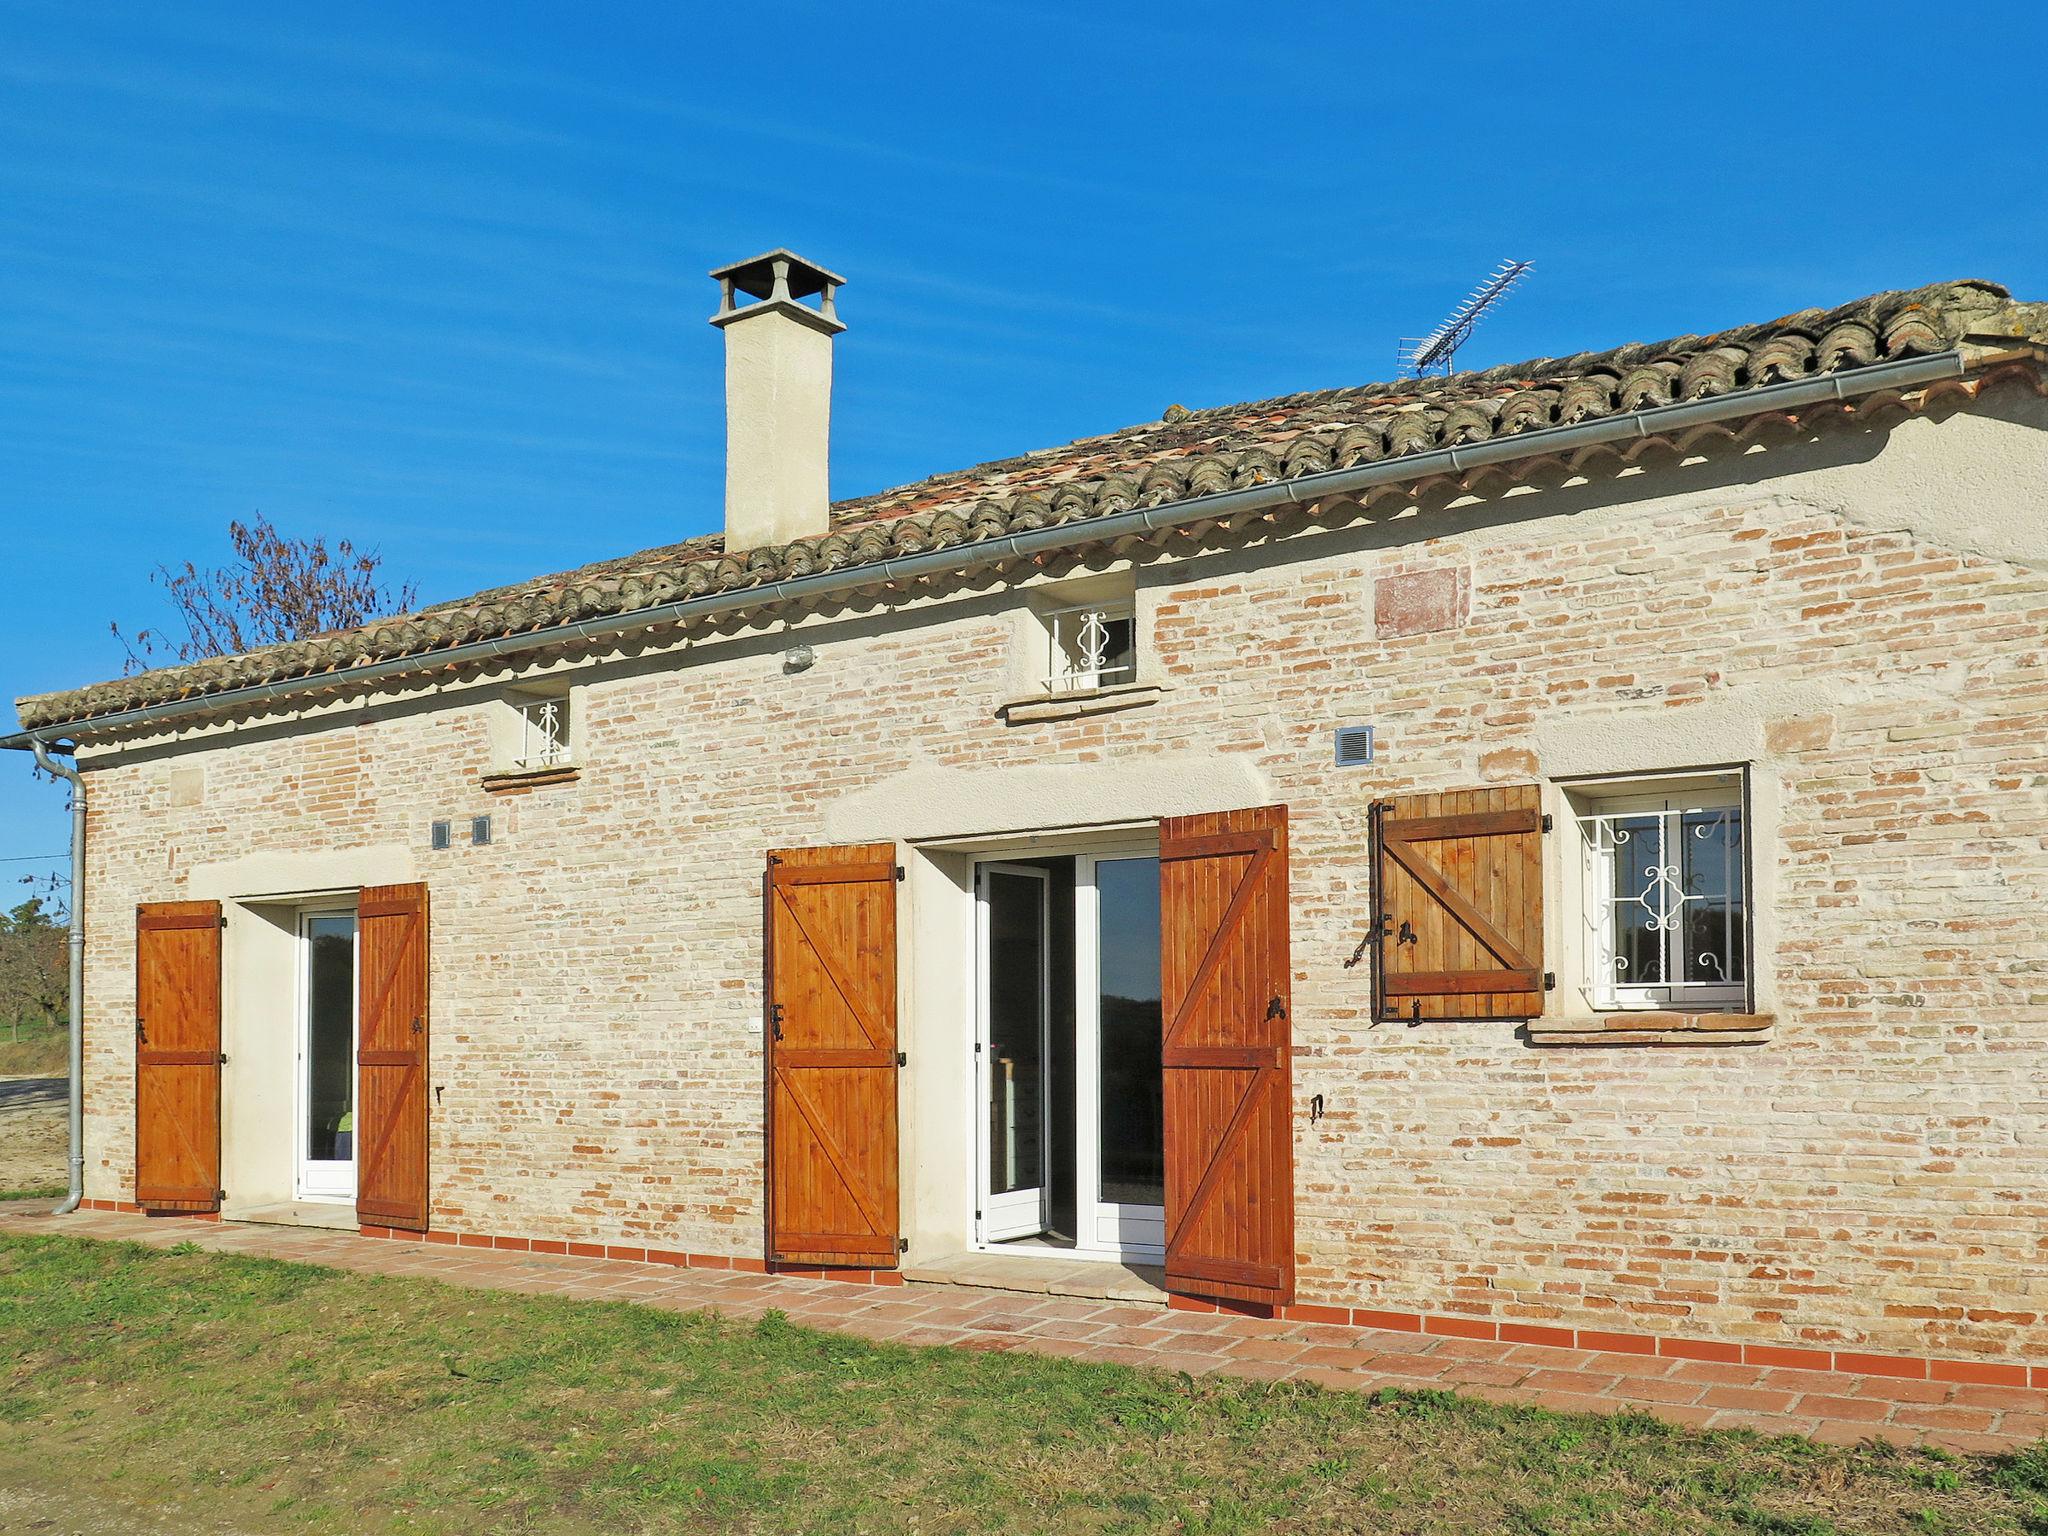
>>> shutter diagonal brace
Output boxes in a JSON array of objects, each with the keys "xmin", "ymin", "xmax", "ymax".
[
  {"xmin": 1162, "ymin": 835, "xmax": 1270, "ymax": 1050},
  {"xmin": 776, "ymin": 1063, "xmax": 889, "ymax": 1240},
  {"xmin": 1380, "ymin": 834, "xmax": 1534, "ymax": 974},
  {"xmin": 773, "ymin": 883, "xmax": 882, "ymax": 1052},
  {"xmin": 1167, "ymin": 1068, "xmax": 1273, "ymax": 1257}
]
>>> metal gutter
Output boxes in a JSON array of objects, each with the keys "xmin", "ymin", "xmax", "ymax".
[
  {"xmin": 0, "ymin": 348, "xmax": 1971, "ymax": 752},
  {"xmin": 27, "ymin": 737, "xmax": 85, "ymax": 1215}
]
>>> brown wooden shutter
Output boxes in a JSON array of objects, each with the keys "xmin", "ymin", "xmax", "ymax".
[
  {"xmin": 357, "ymin": 883, "xmax": 430, "ymax": 1232},
  {"xmin": 1160, "ymin": 806, "xmax": 1294, "ymax": 1308},
  {"xmin": 135, "ymin": 901, "xmax": 224, "ymax": 1213},
  {"xmin": 1372, "ymin": 785, "xmax": 1545, "ymax": 1022},
  {"xmin": 765, "ymin": 845, "xmax": 900, "ymax": 1269}
]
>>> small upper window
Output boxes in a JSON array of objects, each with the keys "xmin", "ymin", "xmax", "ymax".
[
  {"xmin": 1044, "ymin": 598, "xmax": 1136, "ymax": 694},
  {"xmin": 1568, "ymin": 772, "xmax": 1748, "ymax": 1012},
  {"xmin": 514, "ymin": 693, "xmax": 571, "ymax": 770},
  {"xmin": 485, "ymin": 682, "xmax": 578, "ymax": 783}
]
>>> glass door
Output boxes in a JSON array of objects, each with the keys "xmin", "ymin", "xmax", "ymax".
[
  {"xmin": 1075, "ymin": 852, "xmax": 1165, "ymax": 1258},
  {"xmin": 976, "ymin": 864, "xmax": 1051, "ymax": 1241},
  {"xmin": 296, "ymin": 910, "xmax": 359, "ymax": 1201}
]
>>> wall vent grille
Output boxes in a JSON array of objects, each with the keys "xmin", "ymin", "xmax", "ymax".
[{"xmin": 1333, "ymin": 725, "xmax": 1375, "ymax": 767}]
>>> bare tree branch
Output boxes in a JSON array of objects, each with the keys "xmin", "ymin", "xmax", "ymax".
[{"xmin": 113, "ymin": 514, "xmax": 418, "ymax": 674}]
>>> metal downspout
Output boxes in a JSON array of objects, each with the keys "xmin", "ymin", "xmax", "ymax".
[{"xmin": 27, "ymin": 736, "xmax": 84, "ymax": 1215}]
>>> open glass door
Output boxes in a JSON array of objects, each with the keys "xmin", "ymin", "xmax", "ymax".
[
  {"xmin": 1076, "ymin": 852, "xmax": 1165, "ymax": 1257},
  {"xmin": 296, "ymin": 910, "xmax": 359, "ymax": 1201},
  {"xmin": 976, "ymin": 864, "xmax": 1050, "ymax": 1241}
]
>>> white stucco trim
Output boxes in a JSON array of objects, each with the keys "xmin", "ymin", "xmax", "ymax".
[
  {"xmin": 823, "ymin": 757, "xmax": 1272, "ymax": 846},
  {"xmin": 188, "ymin": 846, "xmax": 418, "ymax": 904}
]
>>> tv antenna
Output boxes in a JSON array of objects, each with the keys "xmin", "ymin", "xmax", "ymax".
[{"xmin": 1397, "ymin": 259, "xmax": 1533, "ymax": 379}]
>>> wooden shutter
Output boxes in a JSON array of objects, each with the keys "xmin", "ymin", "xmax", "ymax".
[
  {"xmin": 357, "ymin": 883, "xmax": 430, "ymax": 1232},
  {"xmin": 1372, "ymin": 785, "xmax": 1545, "ymax": 1022},
  {"xmin": 765, "ymin": 845, "xmax": 900, "ymax": 1269},
  {"xmin": 135, "ymin": 901, "xmax": 223, "ymax": 1213},
  {"xmin": 1160, "ymin": 806, "xmax": 1294, "ymax": 1308}
]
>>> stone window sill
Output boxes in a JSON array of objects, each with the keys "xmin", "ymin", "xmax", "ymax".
[
  {"xmin": 481, "ymin": 764, "xmax": 581, "ymax": 794},
  {"xmin": 1525, "ymin": 1011, "xmax": 1774, "ymax": 1047},
  {"xmin": 997, "ymin": 681, "xmax": 1167, "ymax": 725}
]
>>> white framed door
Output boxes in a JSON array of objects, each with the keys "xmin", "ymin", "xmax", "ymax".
[
  {"xmin": 294, "ymin": 908, "xmax": 360, "ymax": 1202},
  {"xmin": 1075, "ymin": 847, "xmax": 1165, "ymax": 1260},
  {"xmin": 975, "ymin": 864, "xmax": 1051, "ymax": 1241}
]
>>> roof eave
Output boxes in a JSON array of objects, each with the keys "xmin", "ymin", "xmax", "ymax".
[{"xmin": 1, "ymin": 346, "xmax": 1996, "ymax": 753}]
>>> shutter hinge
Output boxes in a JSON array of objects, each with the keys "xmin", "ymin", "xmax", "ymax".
[
  {"xmin": 218, "ymin": 913, "xmax": 228, "ymax": 928},
  {"xmin": 895, "ymin": 865, "xmax": 905, "ymax": 881},
  {"xmin": 898, "ymin": 1237, "xmax": 909, "ymax": 1254},
  {"xmin": 1541, "ymin": 813, "xmax": 1553, "ymax": 832},
  {"xmin": 217, "ymin": 1052, "xmax": 229, "ymax": 1066},
  {"xmin": 896, "ymin": 1050, "xmax": 907, "ymax": 1067},
  {"xmin": 1543, "ymin": 972, "xmax": 1556, "ymax": 991},
  {"xmin": 216, "ymin": 1188, "xmax": 227, "ymax": 1201}
]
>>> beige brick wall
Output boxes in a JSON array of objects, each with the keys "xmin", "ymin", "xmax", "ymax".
[{"xmin": 73, "ymin": 396, "xmax": 2048, "ymax": 1360}]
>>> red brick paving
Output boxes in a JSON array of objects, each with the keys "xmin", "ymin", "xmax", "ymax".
[{"xmin": 8, "ymin": 1207, "xmax": 2046, "ymax": 1454}]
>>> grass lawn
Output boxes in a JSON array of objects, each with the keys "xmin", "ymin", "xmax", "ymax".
[{"xmin": 2, "ymin": 1235, "xmax": 2044, "ymax": 1535}]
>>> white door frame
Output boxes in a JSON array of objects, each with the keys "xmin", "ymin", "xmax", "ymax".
[
  {"xmin": 293, "ymin": 905, "xmax": 359, "ymax": 1203},
  {"xmin": 1074, "ymin": 845, "xmax": 1166, "ymax": 1261},
  {"xmin": 966, "ymin": 834, "xmax": 1164, "ymax": 1264},
  {"xmin": 974, "ymin": 863, "xmax": 1051, "ymax": 1242}
]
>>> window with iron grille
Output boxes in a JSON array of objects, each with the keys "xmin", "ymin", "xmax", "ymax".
[
  {"xmin": 513, "ymin": 694, "xmax": 571, "ymax": 770},
  {"xmin": 1043, "ymin": 600, "xmax": 1136, "ymax": 694},
  {"xmin": 1570, "ymin": 772, "xmax": 1748, "ymax": 1011}
]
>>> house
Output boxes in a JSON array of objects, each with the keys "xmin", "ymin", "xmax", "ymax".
[{"xmin": 9, "ymin": 256, "xmax": 2047, "ymax": 1373}]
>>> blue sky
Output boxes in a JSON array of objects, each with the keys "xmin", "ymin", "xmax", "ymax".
[{"xmin": 5, "ymin": 1, "xmax": 2047, "ymax": 890}]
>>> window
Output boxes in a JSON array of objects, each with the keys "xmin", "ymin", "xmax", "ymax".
[
  {"xmin": 1569, "ymin": 772, "xmax": 1748, "ymax": 1011},
  {"xmin": 1044, "ymin": 599, "xmax": 1136, "ymax": 694},
  {"xmin": 514, "ymin": 694, "xmax": 571, "ymax": 770},
  {"xmin": 485, "ymin": 681, "xmax": 579, "ymax": 783}
]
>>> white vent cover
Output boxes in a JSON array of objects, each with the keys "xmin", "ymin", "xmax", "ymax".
[{"xmin": 1333, "ymin": 725, "xmax": 1375, "ymax": 767}]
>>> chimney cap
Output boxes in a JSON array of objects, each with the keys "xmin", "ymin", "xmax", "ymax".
[
  {"xmin": 709, "ymin": 247, "xmax": 844, "ymax": 297},
  {"xmin": 709, "ymin": 248, "xmax": 846, "ymax": 333}
]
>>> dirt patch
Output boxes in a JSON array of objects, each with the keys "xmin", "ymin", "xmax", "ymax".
[
  {"xmin": 0, "ymin": 1467, "xmax": 271, "ymax": 1535},
  {"xmin": 0, "ymin": 1077, "xmax": 65, "ymax": 1197},
  {"xmin": 0, "ymin": 1027, "xmax": 66, "ymax": 1077}
]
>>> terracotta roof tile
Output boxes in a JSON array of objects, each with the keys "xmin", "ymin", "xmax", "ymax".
[{"xmin": 18, "ymin": 279, "xmax": 2045, "ymax": 734}]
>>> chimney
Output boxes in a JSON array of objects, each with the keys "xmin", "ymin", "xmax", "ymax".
[{"xmin": 709, "ymin": 248, "xmax": 845, "ymax": 554}]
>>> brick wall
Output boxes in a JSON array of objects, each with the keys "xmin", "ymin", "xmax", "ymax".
[{"xmin": 73, "ymin": 410, "xmax": 2048, "ymax": 1361}]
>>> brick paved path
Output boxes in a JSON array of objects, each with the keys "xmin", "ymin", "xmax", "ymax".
[{"xmin": 8, "ymin": 1208, "xmax": 2044, "ymax": 1455}]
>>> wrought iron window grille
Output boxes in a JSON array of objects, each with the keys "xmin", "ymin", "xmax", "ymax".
[
  {"xmin": 1043, "ymin": 601, "xmax": 1136, "ymax": 695},
  {"xmin": 1573, "ymin": 787, "xmax": 1747, "ymax": 1012},
  {"xmin": 513, "ymin": 696, "xmax": 571, "ymax": 770}
]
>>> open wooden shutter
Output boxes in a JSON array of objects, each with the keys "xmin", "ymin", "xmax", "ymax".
[
  {"xmin": 357, "ymin": 883, "xmax": 430, "ymax": 1232},
  {"xmin": 1372, "ymin": 785, "xmax": 1545, "ymax": 1022},
  {"xmin": 135, "ymin": 901, "xmax": 223, "ymax": 1213},
  {"xmin": 1160, "ymin": 806, "xmax": 1293, "ymax": 1308},
  {"xmin": 765, "ymin": 845, "xmax": 899, "ymax": 1269}
]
